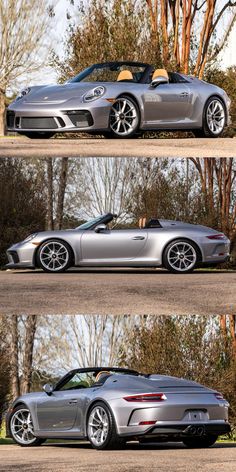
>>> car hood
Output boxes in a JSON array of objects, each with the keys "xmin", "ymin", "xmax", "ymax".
[{"xmin": 23, "ymin": 83, "xmax": 105, "ymax": 103}]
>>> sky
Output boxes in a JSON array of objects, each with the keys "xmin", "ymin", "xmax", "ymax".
[{"xmin": 16, "ymin": 0, "xmax": 236, "ymax": 89}]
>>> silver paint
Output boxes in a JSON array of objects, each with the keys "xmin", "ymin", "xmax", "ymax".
[{"xmin": 6, "ymin": 214, "xmax": 230, "ymax": 273}]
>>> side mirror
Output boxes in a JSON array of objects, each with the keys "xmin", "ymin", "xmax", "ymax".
[
  {"xmin": 151, "ymin": 76, "xmax": 168, "ymax": 88},
  {"xmin": 94, "ymin": 224, "xmax": 107, "ymax": 233},
  {"xmin": 43, "ymin": 383, "xmax": 54, "ymax": 396}
]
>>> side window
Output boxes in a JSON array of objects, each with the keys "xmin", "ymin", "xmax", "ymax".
[{"xmin": 60, "ymin": 372, "xmax": 96, "ymax": 391}]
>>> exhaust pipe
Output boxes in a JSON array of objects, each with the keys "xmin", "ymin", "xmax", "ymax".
[
  {"xmin": 188, "ymin": 426, "xmax": 197, "ymax": 435},
  {"xmin": 185, "ymin": 425, "xmax": 206, "ymax": 436},
  {"xmin": 196, "ymin": 426, "xmax": 205, "ymax": 436}
]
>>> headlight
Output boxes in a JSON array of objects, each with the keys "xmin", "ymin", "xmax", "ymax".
[
  {"xmin": 23, "ymin": 233, "xmax": 38, "ymax": 243},
  {"xmin": 16, "ymin": 87, "xmax": 31, "ymax": 101},
  {"xmin": 83, "ymin": 86, "xmax": 105, "ymax": 102}
]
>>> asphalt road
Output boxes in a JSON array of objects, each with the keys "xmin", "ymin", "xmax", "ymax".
[
  {"xmin": 0, "ymin": 442, "xmax": 235, "ymax": 472},
  {"xmin": 0, "ymin": 136, "xmax": 235, "ymax": 158},
  {"xmin": 1, "ymin": 268, "xmax": 235, "ymax": 315}
]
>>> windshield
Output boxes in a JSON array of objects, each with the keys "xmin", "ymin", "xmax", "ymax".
[
  {"xmin": 69, "ymin": 63, "xmax": 149, "ymax": 83},
  {"xmin": 56, "ymin": 369, "xmax": 140, "ymax": 391},
  {"xmin": 76, "ymin": 215, "xmax": 103, "ymax": 230}
]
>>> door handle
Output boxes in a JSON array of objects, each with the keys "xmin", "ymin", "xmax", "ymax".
[
  {"xmin": 132, "ymin": 236, "xmax": 145, "ymax": 240},
  {"xmin": 68, "ymin": 399, "xmax": 78, "ymax": 404},
  {"xmin": 180, "ymin": 92, "xmax": 189, "ymax": 97}
]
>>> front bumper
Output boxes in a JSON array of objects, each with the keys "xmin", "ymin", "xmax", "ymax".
[
  {"xmin": 7, "ymin": 99, "xmax": 111, "ymax": 133},
  {"xmin": 6, "ymin": 242, "xmax": 37, "ymax": 269}
]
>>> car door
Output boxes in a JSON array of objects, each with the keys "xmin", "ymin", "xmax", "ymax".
[
  {"xmin": 143, "ymin": 82, "xmax": 192, "ymax": 126},
  {"xmin": 80, "ymin": 228, "xmax": 148, "ymax": 263},
  {"xmin": 36, "ymin": 389, "xmax": 81, "ymax": 431}
]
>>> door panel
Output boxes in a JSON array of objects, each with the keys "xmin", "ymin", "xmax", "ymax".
[
  {"xmin": 81, "ymin": 229, "xmax": 148, "ymax": 262},
  {"xmin": 37, "ymin": 391, "xmax": 80, "ymax": 431},
  {"xmin": 143, "ymin": 83, "xmax": 192, "ymax": 125}
]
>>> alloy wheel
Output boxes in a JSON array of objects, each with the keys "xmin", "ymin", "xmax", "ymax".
[
  {"xmin": 88, "ymin": 406, "xmax": 109, "ymax": 447},
  {"xmin": 10, "ymin": 408, "xmax": 36, "ymax": 445},
  {"xmin": 110, "ymin": 98, "xmax": 139, "ymax": 136},
  {"xmin": 39, "ymin": 241, "xmax": 69, "ymax": 272},
  {"xmin": 206, "ymin": 99, "xmax": 225, "ymax": 135},
  {"xmin": 167, "ymin": 242, "xmax": 197, "ymax": 272}
]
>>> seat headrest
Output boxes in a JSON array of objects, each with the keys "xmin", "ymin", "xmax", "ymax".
[
  {"xmin": 152, "ymin": 69, "xmax": 168, "ymax": 80},
  {"xmin": 138, "ymin": 217, "xmax": 146, "ymax": 229},
  {"xmin": 117, "ymin": 70, "xmax": 133, "ymax": 81}
]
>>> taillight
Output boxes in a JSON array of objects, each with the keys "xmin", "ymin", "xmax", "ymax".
[
  {"xmin": 206, "ymin": 234, "xmax": 226, "ymax": 240},
  {"xmin": 215, "ymin": 392, "xmax": 224, "ymax": 400},
  {"xmin": 123, "ymin": 393, "xmax": 166, "ymax": 402}
]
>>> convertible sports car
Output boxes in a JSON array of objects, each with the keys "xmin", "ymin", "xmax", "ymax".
[
  {"xmin": 6, "ymin": 367, "xmax": 230, "ymax": 450},
  {"xmin": 6, "ymin": 213, "xmax": 230, "ymax": 274},
  {"xmin": 6, "ymin": 61, "xmax": 231, "ymax": 139}
]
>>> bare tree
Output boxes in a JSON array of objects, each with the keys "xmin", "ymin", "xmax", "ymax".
[
  {"xmin": 33, "ymin": 315, "xmax": 135, "ymax": 373},
  {"xmin": 9, "ymin": 316, "xmax": 20, "ymax": 399},
  {"xmin": 145, "ymin": 1, "xmax": 236, "ymax": 76},
  {"xmin": 9, "ymin": 315, "xmax": 38, "ymax": 398},
  {"xmin": 80, "ymin": 158, "xmax": 133, "ymax": 223},
  {"xmin": 190, "ymin": 158, "xmax": 236, "ymax": 236},
  {"xmin": 45, "ymin": 158, "xmax": 54, "ymax": 230},
  {"xmin": 55, "ymin": 158, "xmax": 69, "ymax": 230},
  {"xmin": 21, "ymin": 316, "xmax": 37, "ymax": 394},
  {"xmin": 0, "ymin": 0, "xmax": 54, "ymax": 135}
]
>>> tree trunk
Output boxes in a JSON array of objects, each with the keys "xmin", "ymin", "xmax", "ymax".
[
  {"xmin": 10, "ymin": 316, "xmax": 20, "ymax": 399},
  {"xmin": 0, "ymin": 91, "xmax": 5, "ymax": 136},
  {"xmin": 229, "ymin": 314, "xmax": 236, "ymax": 359},
  {"xmin": 46, "ymin": 158, "xmax": 54, "ymax": 230},
  {"xmin": 55, "ymin": 158, "xmax": 69, "ymax": 230},
  {"xmin": 21, "ymin": 315, "xmax": 37, "ymax": 394}
]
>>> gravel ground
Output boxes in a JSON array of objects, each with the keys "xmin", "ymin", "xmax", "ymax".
[
  {"xmin": 0, "ymin": 136, "xmax": 235, "ymax": 158},
  {"xmin": 0, "ymin": 268, "xmax": 235, "ymax": 315},
  {"xmin": 0, "ymin": 442, "xmax": 236, "ymax": 472}
]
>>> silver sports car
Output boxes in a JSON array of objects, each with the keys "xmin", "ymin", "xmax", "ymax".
[
  {"xmin": 7, "ymin": 61, "xmax": 231, "ymax": 139},
  {"xmin": 6, "ymin": 367, "xmax": 230, "ymax": 450},
  {"xmin": 6, "ymin": 213, "xmax": 230, "ymax": 274}
]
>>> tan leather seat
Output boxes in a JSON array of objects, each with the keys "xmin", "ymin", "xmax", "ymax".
[
  {"xmin": 152, "ymin": 68, "xmax": 168, "ymax": 80},
  {"xmin": 138, "ymin": 217, "xmax": 147, "ymax": 229},
  {"xmin": 117, "ymin": 70, "xmax": 133, "ymax": 81}
]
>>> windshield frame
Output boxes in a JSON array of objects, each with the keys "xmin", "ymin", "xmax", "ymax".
[
  {"xmin": 76, "ymin": 213, "xmax": 115, "ymax": 231},
  {"xmin": 68, "ymin": 61, "xmax": 152, "ymax": 84}
]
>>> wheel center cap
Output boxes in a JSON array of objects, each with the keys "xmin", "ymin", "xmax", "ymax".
[
  {"xmin": 119, "ymin": 113, "xmax": 125, "ymax": 120},
  {"xmin": 52, "ymin": 254, "xmax": 57, "ymax": 259},
  {"xmin": 23, "ymin": 423, "xmax": 28, "ymax": 429},
  {"xmin": 179, "ymin": 254, "xmax": 184, "ymax": 259}
]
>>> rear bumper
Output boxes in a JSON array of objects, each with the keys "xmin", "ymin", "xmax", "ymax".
[
  {"xmin": 200, "ymin": 239, "xmax": 230, "ymax": 264},
  {"xmin": 120, "ymin": 422, "xmax": 231, "ymax": 439}
]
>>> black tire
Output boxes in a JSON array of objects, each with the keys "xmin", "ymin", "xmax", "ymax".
[
  {"xmin": 195, "ymin": 96, "xmax": 226, "ymax": 138},
  {"xmin": 102, "ymin": 131, "xmax": 114, "ymax": 139},
  {"xmin": 36, "ymin": 239, "xmax": 73, "ymax": 273},
  {"xmin": 87, "ymin": 401, "xmax": 125, "ymax": 450},
  {"xmin": 192, "ymin": 129, "xmax": 206, "ymax": 138},
  {"xmin": 9, "ymin": 405, "xmax": 45, "ymax": 447},
  {"xmin": 183, "ymin": 434, "xmax": 218, "ymax": 448},
  {"xmin": 162, "ymin": 238, "xmax": 200, "ymax": 274},
  {"xmin": 18, "ymin": 132, "xmax": 55, "ymax": 139},
  {"xmin": 109, "ymin": 95, "xmax": 140, "ymax": 138}
]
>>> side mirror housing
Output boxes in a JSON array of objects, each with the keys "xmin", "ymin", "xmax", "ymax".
[
  {"xmin": 94, "ymin": 224, "xmax": 107, "ymax": 233},
  {"xmin": 43, "ymin": 383, "xmax": 54, "ymax": 396},
  {"xmin": 151, "ymin": 76, "xmax": 168, "ymax": 88}
]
